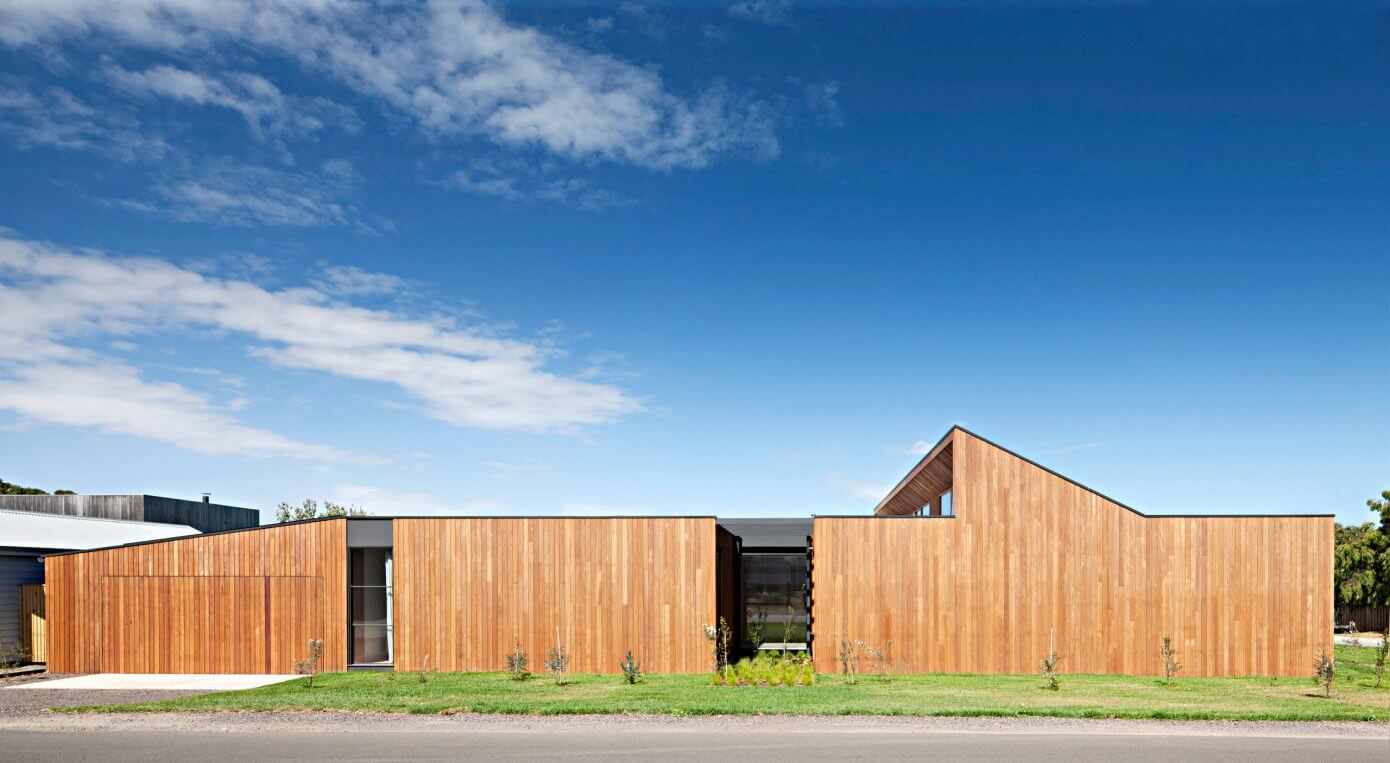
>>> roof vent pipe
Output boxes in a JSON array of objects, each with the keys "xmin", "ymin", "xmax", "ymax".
[{"xmin": 201, "ymin": 493, "xmax": 210, "ymax": 504}]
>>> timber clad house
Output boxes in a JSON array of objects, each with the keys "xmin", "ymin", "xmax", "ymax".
[{"xmin": 42, "ymin": 428, "xmax": 1333, "ymax": 677}]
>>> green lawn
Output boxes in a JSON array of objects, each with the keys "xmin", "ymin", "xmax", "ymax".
[{"xmin": 66, "ymin": 645, "xmax": 1389, "ymax": 722}]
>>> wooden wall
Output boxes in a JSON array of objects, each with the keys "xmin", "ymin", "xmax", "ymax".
[
  {"xmin": 45, "ymin": 518, "xmax": 346, "ymax": 674},
  {"xmin": 812, "ymin": 430, "xmax": 1333, "ymax": 677},
  {"xmin": 393, "ymin": 518, "xmax": 716, "ymax": 674}
]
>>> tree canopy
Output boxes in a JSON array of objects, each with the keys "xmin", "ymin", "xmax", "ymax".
[
  {"xmin": 1, "ymin": 477, "xmax": 74, "ymax": 495},
  {"xmin": 274, "ymin": 498, "xmax": 367, "ymax": 523},
  {"xmin": 1334, "ymin": 490, "xmax": 1390, "ymax": 607}
]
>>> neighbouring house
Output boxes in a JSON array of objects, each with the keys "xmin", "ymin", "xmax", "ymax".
[
  {"xmin": 41, "ymin": 428, "xmax": 1333, "ymax": 677},
  {"xmin": 0, "ymin": 494, "xmax": 259, "ymax": 659}
]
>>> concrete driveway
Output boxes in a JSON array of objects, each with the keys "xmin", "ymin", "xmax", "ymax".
[{"xmin": 4, "ymin": 673, "xmax": 297, "ymax": 691}]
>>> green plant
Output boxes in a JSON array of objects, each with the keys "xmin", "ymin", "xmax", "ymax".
[
  {"xmin": 544, "ymin": 631, "xmax": 570, "ymax": 686},
  {"xmin": 620, "ymin": 650, "xmax": 642, "ymax": 684},
  {"xmin": 417, "ymin": 654, "xmax": 433, "ymax": 683},
  {"xmin": 505, "ymin": 639, "xmax": 531, "ymax": 681},
  {"xmin": 718, "ymin": 651, "xmax": 815, "ymax": 687},
  {"xmin": 1160, "ymin": 635, "xmax": 1182, "ymax": 684},
  {"xmin": 293, "ymin": 639, "xmax": 324, "ymax": 688},
  {"xmin": 702, "ymin": 617, "xmax": 732, "ymax": 679},
  {"xmin": 858, "ymin": 640, "xmax": 891, "ymax": 682},
  {"xmin": 1040, "ymin": 651, "xmax": 1061, "ymax": 691},
  {"xmin": 837, "ymin": 639, "xmax": 860, "ymax": 684},
  {"xmin": 746, "ymin": 608, "xmax": 768, "ymax": 651},
  {"xmin": 1373, "ymin": 636, "xmax": 1388, "ymax": 688},
  {"xmin": 1313, "ymin": 649, "xmax": 1335, "ymax": 697}
]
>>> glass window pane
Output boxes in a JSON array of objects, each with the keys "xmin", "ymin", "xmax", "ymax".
[
  {"xmin": 350, "ymin": 548, "xmax": 388, "ymax": 586},
  {"xmin": 351, "ymin": 586, "xmax": 390, "ymax": 626},
  {"xmin": 742, "ymin": 553, "xmax": 808, "ymax": 647},
  {"xmin": 353, "ymin": 625, "xmax": 391, "ymax": 664}
]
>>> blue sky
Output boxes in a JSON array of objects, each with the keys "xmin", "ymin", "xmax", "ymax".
[{"xmin": 0, "ymin": 1, "xmax": 1384, "ymax": 524}]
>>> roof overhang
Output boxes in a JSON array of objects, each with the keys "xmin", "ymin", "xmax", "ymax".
[{"xmin": 873, "ymin": 427, "xmax": 956, "ymax": 516}]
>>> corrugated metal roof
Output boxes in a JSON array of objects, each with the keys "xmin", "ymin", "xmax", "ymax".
[{"xmin": 0, "ymin": 509, "xmax": 198, "ymax": 551}]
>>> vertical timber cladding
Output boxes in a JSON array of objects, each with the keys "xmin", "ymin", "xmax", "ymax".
[
  {"xmin": 811, "ymin": 430, "xmax": 1333, "ymax": 677},
  {"xmin": 44, "ymin": 518, "xmax": 347, "ymax": 674},
  {"xmin": 393, "ymin": 517, "xmax": 717, "ymax": 674}
]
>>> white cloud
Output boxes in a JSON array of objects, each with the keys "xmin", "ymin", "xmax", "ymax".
[
  {"xmin": 0, "ymin": 232, "xmax": 644, "ymax": 457},
  {"xmin": 0, "ymin": 359, "xmax": 358, "ymax": 461},
  {"xmin": 729, "ymin": 1, "xmax": 794, "ymax": 27},
  {"xmin": 905, "ymin": 440, "xmax": 932, "ymax": 457},
  {"xmin": 113, "ymin": 159, "xmax": 383, "ymax": 231},
  {"xmin": 825, "ymin": 472, "xmax": 890, "ymax": 502},
  {"xmin": 482, "ymin": 458, "xmax": 550, "ymax": 480},
  {"xmin": 0, "ymin": 78, "xmax": 168, "ymax": 160},
  {"xmin": 0, "ymin": 0, "xmax": 779, "ymax": 170},
  {"xmin": 444, "ymin": 167, "xmax": 633, "ymax": 211},
  {"xmin": 314, "ymin": 264, "xmax": 410, "ymax": 297},
  {"xmin": 104, "ymin": 63, "xmax": 348, "ymax": 140}
]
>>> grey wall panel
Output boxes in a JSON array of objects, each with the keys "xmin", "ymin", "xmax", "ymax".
[
  {"xmin": 0, "ymin": 495, "xmax": 260, "ymax": 533},
  {"xmin": 0, "ymin": 553, "xmax": 43, "ymax": 649}
]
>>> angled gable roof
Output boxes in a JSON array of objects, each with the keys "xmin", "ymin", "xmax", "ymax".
[{"xmin": 872, "ymin": 426, "xmax": 1332, "ymax": 519}]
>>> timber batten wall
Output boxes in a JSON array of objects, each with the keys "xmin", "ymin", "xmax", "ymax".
[
  {"xmin": 44, "ymin": 518, "xmax": 346, "ymax": 674},
  {"xmin": 392, "ymin": 517, "xmax": 715, "ymax": 674},
  {"xmin": 812, "ymin": 430, "xmax": 1333, "ymax": 677}
]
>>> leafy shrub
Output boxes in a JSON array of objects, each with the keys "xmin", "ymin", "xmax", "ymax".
[
  {"xmin": 709, "ymin": 652, "xmax": 815, "ymax": 687},
  {"xmin": 1040, "ymin": 651, "xmax": 1061, "ymax": 691},
  {"xmin": 505, "ymin": 640, "xmax": 531, "ymax": 681},
  {"xmin": 1160, "ymin": 635, "xmax": 1182, "ymax": 684},
  {"xmin": 294, "ymin": 639, "xmax": 324, "ymax": 688},
  {"xmin": 620, "ymin": 650, "xmax": 642, "ymax": 684},
  {"xmin": 1312, "ymin": 649, "xmax": 1335, "ymax": 697},
  {"xmin": 545, "ymin": 643, "xmax": 570, "ymax": 686}
]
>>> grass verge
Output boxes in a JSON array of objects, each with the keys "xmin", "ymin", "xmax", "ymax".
[{"xmin": 61, "ymin": 645, "xmax": 1389, "ymax": 722}]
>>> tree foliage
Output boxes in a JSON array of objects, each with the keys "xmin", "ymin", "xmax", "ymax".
[
  {"xmin": 274, "ymin": 498, "xmax": 367, "ymax": 523},
  {"xmin": 1334, "ymin": 490, "xmax": 1390, "ymax": 607},
  {"xmin": 1, "ymin": 478, "xmax": 73, "ymax": 495}
]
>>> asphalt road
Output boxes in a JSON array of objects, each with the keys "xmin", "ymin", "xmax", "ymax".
[{"xmin": 2, "ymin": 730, "xmax": 1386, "ymax": 761}]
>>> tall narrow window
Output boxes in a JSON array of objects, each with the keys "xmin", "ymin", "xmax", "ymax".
[
  {"xmin": 350, "ymin": 548, "xmax": 393, "ymax": 664},
  {"xmin": 941, "ymin": 490, "xmax": 953, "ymax": 516},
  {"xmin": 742, "ymin": 552, "xmax": 808, "ymax": 650}
]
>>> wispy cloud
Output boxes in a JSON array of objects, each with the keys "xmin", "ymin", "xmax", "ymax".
[
  {"xmin": 0, "ymin": 78, "xmax": 168, "ymax": 160},
  {"xmin": 825, "ymin": 472, "xmax": 890, "ymax": 502},
  {"xmin": 443, "ymin": 166, "xmax": 633, "ymax": 211},
  {"xmin": 904, "ymin": 440, "xmax": 933, "ymax": 457},
  {"xmin": 111, "ymin": 159, "xmax": 386, "ymax": 232},
  {"xmin": 0, "ymin": 0, "xmax": 780, "ymax": 171},
  {"xmin": 314, "ymin": 265, "xmax": 411, "ymax": 298},
  {"xmin": 729, "ymin": 1, "xmax": 794, "ymax": 27},
  {"xmin": 0, "ymin": 232, "xmax": 644, "ymax": 458},
  {"xmin": 482, "ymin": 458, "xmax": 551, "ymax": 480},
  {"xmin": 104, "ymin": 63, "xmax": 353, "ymax": 142}
]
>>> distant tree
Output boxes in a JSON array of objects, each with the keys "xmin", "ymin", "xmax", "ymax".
[
  {"xmin": 0, "ymin": 478, "xmax": 73, "ymax": 495},
  {"xmin": 274, "ymin": 498, "xmax": 367, "ymax": 523},
  {"xmin": 1334, "ymin": 490, "xmax": 1390, "ymax": 607}
]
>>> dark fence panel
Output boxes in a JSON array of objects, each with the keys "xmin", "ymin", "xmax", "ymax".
[{"xmin": 1336, "ymin": 605, "xmax": 1389, "ymax": 632}]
